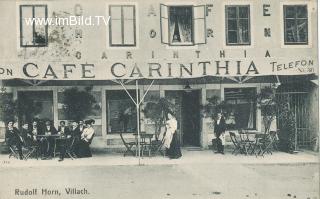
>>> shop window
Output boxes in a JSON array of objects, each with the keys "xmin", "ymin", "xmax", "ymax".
[
  {"xmin": 20, "ymin": 5, "xmax": 48, "ymax": 47},
  {"xmin": 283, "ymin": 5, "xmax": 308, "ymax": 45},
  {"xmin": 224, "ymin": 88, "xmax": 256, "ymax": 130},
  {"xmin": 160, "ymin": 4, "xmax": 206, "ymax": 46},
  {"xmin": 225, "ymin": 5, "xmax": 250, "ymax": 45},
  {"xmin": 106, "ymin": 90, "xmax": 137, "ymax": 134},
  {"xmin": 109, "ymin": 5, "xmax": 136, "ymax": 47}
]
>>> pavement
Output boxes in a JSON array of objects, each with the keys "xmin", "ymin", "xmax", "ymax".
[{"xmin": 0, "ymin": 149, "xmax": 319, "ymax": 199}]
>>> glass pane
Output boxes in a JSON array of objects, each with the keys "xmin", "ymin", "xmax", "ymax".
[
  {"xmin": 227, "ymin": 7, "xmax": 236, "ymax": 18},
  {"xmin": 21, "ymin": 6, "xmax": 33, "ymax": 46},
  {"xmin": 123, "ymin": 6, "xmax": 134, "ymax": 20},
  {"xmin": 297, "ymin": 19, "xmax": 308, "ymax": 43},
  {"xmin": 285, "ymin": 6, "xmax": 295, "ymax": 18},
  {"xmin": 228, "ymin": 19, "xmax": 237, "ymax": 31},
  {"xmin": 110, "ymin": 19, "xmax": 122, "ymax": 45},
  {"xmin": 110, "ymin": 6, "xmax": 121, "ymax": 19},
  {"xmin": 228, "ymin": 31, "xmax": 237, "ymax": 44},
  {"xmin": 123, "ymin": 19, "xmax": 135, "ymax": 45},
  {"xmin": 107, "ymin": 90, "xmax": 137, "ymax": 134},
  {"xmin": 34, "ymin": 7, "xmax": 47, "ymax": 45},
  {"xmin": 239, "ymin": 6, "xmax": 249, "ymax": 18},
  {"xmin": 296, "ymin": 5, "xmax": 307, "ymax": 18},
  {"xmin": 239, "ymin": 19, "xmax": 249, "ymax": 43},
  {"xmin": 169, "ymin": 6, "xmax": 193, "ymax": 44}
]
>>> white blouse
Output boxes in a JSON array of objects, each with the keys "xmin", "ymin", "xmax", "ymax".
[{"xmin": 81, "ymin": 127, "xmax": 95, "ymax": 142}]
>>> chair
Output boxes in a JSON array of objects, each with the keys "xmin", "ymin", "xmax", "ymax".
[
  {"xmin": 229, "ymin": 132, "xmax": 245, "ymax": 155},
  {"xmin": 252, "ymin": 132, "xmax": 275, "ymax": 156},
  {"xmin": 65, "ymin": 137, "xmax": 77, "ymax": 159},
  {"xmin": 120, "ymin": 132, "xmax": 136, "ymax": 156},
  {"xmin": 23, "ymin": 139, "xmax": 40, "ymax": 160},
  {"xmin": 150, "ymin": 135, "xmax": 166, "ymax": 157}
]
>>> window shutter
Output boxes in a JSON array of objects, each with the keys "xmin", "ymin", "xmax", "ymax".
[
  {"xmin": 193, "ymin": 5, "xmax": 206, "ymax": 45},
  {"xmin": 160, "ymin": 4, "xmax": 169, "ymax": 44}
]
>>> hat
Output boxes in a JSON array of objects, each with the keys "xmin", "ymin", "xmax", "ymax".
[{"xmin": 85, "ymin": 119, "xmax": 95, "ymax": 125}]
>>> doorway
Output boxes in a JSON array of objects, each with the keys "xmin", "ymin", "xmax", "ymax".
[{"xmin": 165, "ymin": 90, "xmax": 201, "ymax": 147}]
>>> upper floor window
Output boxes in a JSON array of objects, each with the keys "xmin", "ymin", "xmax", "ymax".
[
  {"xmin": 160, "ymin": 4, "xmax": 206, "ymax": 46},
  {"xmin": 20, "ymin": 5, "xmax": 48, "ymax": 47},
  {"xmin": 225, "ymin": 5, "xmax": 250, "ymax": 46},
  {"xmin": 283, "ymin": 5, "xmax": 308, "ymax": 45},
  {"xmin": 109, "ymin": 5, "xmax": 136, "ymax": 47}
]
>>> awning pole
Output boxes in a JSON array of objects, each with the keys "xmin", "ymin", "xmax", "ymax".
[{"xmin": 136, "ymin": 80, "xmax": 141, "ymax": 165}]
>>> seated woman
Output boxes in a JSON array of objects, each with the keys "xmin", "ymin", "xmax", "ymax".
[
  {"xmin": 5, "ymin": 120, "xmax": 24, "ymax": 160},
  {"xmin": 77, "ymin": 119, "xmax": 95, "ymax": 158},
  {"xmin": 163, "ymin": 113, "xmax": 182, "ymax": 159}
]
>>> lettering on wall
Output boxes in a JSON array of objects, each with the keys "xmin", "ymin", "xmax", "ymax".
[
  {"xmin": 263, "ymin": 4, "xmax": 271, "ymax": 16},
  {"xmin": 264, "ymin": 28, "xmax": 271, "ymax": 37},
  {"xmin": 206, "ymin": 4, "xmax": 213, "ymax": 16},
  {"xmin": 148, "ymin": 5, "xmax": 156, "ymax": 16},
  {"xmin": 74, "ymin": 4, "xmax": 83, "ymax": 16},
  {"xmin": 207, "ymin": 29, "xmax": 214, "ymax": 38},
  {"xmin": 150, "ymin": 29, "xmax": 157, "ymax": 38}
]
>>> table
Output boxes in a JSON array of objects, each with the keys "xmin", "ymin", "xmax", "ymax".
[
  {"xmin": 36, "ymin": 135, "xmax": 64, "ymax": 158},
  {"xmin": 238, "ymin": 131, "xmax": 259, "ymax": 155},
  {"xmin": 133, "ymin": 132, "xmax": 154, "ymax": 157}
]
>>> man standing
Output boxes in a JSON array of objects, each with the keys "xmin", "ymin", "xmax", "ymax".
[{"xmin": 214, "ymin": 113, "xmax": 226, "ymax": 154}]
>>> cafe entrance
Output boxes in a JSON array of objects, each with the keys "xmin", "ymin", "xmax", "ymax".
[{"xmin": 165, "ymin": 90, "xmax": 201, "ymax": 147}]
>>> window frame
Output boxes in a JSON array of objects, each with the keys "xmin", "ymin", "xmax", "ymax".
[
  {"xmin": 160, "ymin": 4, "xmax": 206, "ymax": 47},
  {"xmin": 106, "ymin": 90, "xmax": 138, "ymax": 134},
  {"xmin": 283, "ymin": 4, "xmax": 308, "ymax": 45},
  {"xmin": 168, "ymin": 5, "xmax": 194, "ymax": 46},
  {"xmin": 225, "ymin": 5, "xmax": 251, "ymax": 46},
  {"xmin": 223, "ymin": 87, "xmax": 257, "ymax": 131},
  {"xmin": 108, "ymin": 5, "xmax": 136, "ymax": 47},
  {"xmin": 19, "ymin": 4, "xmax": 48, "ymax": 47}
]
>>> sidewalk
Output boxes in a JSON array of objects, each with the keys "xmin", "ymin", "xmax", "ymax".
[{"xmin": 0, "ymin": 148, "xmax": 318, "ymax": 168}]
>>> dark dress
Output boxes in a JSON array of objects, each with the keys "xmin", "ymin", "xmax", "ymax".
[
  {"xmin": 77, "ymin": 127, "xmax": 94, "ymax": 158},
  {"xmin": 166, "ymin": 132, "xmax": 182, "ymax": 159}
]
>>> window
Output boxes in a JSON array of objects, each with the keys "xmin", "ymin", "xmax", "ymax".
[
  {"xmin": 160, "ymin": 4, "xmax": 206, "ymax": 46},
  {"xmin": 109, "ymin": 5, "xmax": 136, "ymax": 47},
  {"xmin": 225, "ymin": 5, "xmax": 250, "ymax": 45},
  {"xmin": 20, "ymin": 5, "xmax": 48, "ymax": 47},
  {"xmin": 106, "ymin": 90, "xmax": 137, "ymax": 134},
  {"xmin": 283, "ymin": 5, "xmax": 308, "ymax": 45},
  {"xmin": 224, "ymin": 88, "xmax": 256, "ymax": 130}
]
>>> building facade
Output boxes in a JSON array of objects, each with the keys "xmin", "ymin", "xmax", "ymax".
[{"xmin": 0, "ymin": 0, "xmax": 318, "ymax": 149}]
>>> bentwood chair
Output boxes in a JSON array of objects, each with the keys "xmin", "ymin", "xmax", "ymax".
[
  {"xmin": 229, "ymin": 132, "xmax": 245, "ymax": 155},
  {"xmin": 120, "ymin": 132, "xmax": 136, "ymax": 156}
]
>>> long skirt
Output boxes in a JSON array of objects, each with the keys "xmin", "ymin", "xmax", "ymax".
[
  {"xmin": 77, "ymin": 140, "xmax": 92, "ymax": 158},
  {"xmin": 166, "ymin": 133, "xmax": 182, "ymax": 159}
]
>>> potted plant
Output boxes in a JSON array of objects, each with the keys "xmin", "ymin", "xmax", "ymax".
[
  {"xmin": 0, "ymin": 93, "xmax": 16, "ymax": 124},
  {"xmin": 256, "ymin": 86, "xmax": 278, "ymax": 134},
  {"xmin": 142, "ymin": 97, "xmax": 174, "ymax": 141}
]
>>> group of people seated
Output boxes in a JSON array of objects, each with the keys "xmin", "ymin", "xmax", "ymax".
[{"xmin": 5, "ymin": 119, "xmax": 95, "ymax": 161}]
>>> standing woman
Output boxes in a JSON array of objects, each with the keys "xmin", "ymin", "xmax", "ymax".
[
  {"xmin": 78, "ymin": 119, "xmax": 95, "ymax": 158},
  {"xmin": 164, "ymin": 113, "xmax": 182, "ymax": 159}
]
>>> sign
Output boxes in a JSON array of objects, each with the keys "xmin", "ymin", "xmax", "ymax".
[{"xmin": 0, "ymin": 58, "xmax": 317, "ymax": 80}]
